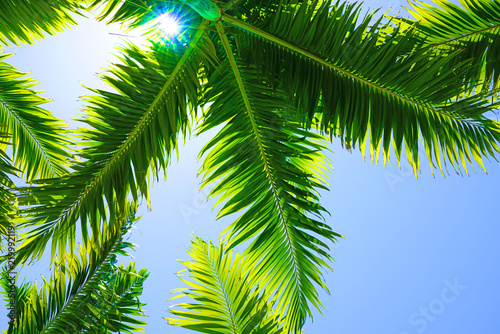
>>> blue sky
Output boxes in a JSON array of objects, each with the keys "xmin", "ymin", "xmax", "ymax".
[{"xmin": 2, "ymin": 1, "xmax": 500, "ymax": 333}]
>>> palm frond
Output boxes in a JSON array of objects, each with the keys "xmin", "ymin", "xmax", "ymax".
[
  {"xmin": 1, "ymin": 202, "xmax": 149, "ymax": 334},
  {"xmin": 220, "ymin": 0, "xmax": 500, "ymax": 176},
  {"xmin": 0, "ymin": 54, "xmax": 70, "ymax": 180},
  {"xmin": 14, "ymin": 15, "xmax": 218, "ymax": 266},
  {"xmin": 0, "ymin": 0, "xmax": 83, "ymax": 47},
  {"xmin": 391, "ymin": 0, "xmax": 500, "ymax": 92},
  {"xmin": 196, "ymin": 20, "xmax": 339, "ymax": 333},
  {"xmin": 405, "ymin": 0, "xmax": 500, "ymax": 44},
  {"xmin": 166, "ymin": 237, "xmax": 284, "ymax": 334}
]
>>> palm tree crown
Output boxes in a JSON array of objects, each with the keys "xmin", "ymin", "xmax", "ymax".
[{"xmin": 0, "ymin": 0, "xmax": 499, "ymax": 333}]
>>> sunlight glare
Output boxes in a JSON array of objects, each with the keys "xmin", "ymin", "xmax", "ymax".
[{"xmin": 158, "ymin": 14, "xmax": 180, "ymax": 37}]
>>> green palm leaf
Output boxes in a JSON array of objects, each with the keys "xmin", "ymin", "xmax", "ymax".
[
  {"xmin": 0, "ymin": 0, "xmax": 83, "ymax": 47},
  {"xmin": 166, "ymin": 237, "xmax": 284, "ymax": 334},
  {"xmin": 221, "ymin": 0, "xmax": 500, "ymax": 176},
  {"xmin": 395, "ymin": 0, "xmax": 500, "ymax": 92},
  {"xmin": 14, "ymin": 9, "xmax": 218, "ymax": 266},
  {"xmin": 196, "ymin": 20, "xmax": 340, "ymax": 332},
  {"xmin": 1, "ymin": 202, "xmax": 149, "ymax": 334},
  {"xmin": 0, "ymin": 54, "xmax": 70, "ymax": 180}
]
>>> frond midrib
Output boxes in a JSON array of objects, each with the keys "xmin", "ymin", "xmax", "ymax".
[
  {"xmin": 57, "ymin": 24, "xmax": 209, "ymax": 225},
  {"xmin": 0, "ymin": 96, "xmax": 57, "ymax": 177},
  {"xmin": 427, "ymin": 23, "xmax": 500, "ymax": 47},
  {"xmin": 221, "ymin": 14, "xmax": 482, "ymax": 127},
  {"xmin": 215, "ymin": 21, "xmax": 302, "ymax": 290},
  {"xmin": 204, "ymin": 246, "xmax": 240, "ymax": 334}
]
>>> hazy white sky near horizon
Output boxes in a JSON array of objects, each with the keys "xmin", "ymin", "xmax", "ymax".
[{"xmin": 2, "ymin": 1, "xmax": 500, "ymax": 333}]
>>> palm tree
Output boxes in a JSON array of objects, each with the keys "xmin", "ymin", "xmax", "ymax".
[
  {"xmin": 0, "ymin": 0, "xmax": 499, "ymax": 333},
  {"xmin": 0, "ymin": 201, "xmax": 149, "ymax": 333}
]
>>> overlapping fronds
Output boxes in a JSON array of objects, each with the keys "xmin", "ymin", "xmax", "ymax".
[
  {"xmin": 166, "ymin": 237, "xmax": 284, "ymax": 334},
  {"xmin": 14, "ymin": 18, "xmax": 218, "ymax": 266},
  {"xmin": 220, "ymin": 0, "xmax": 500, "ymax": 176},
  {"xmin": 0, "ymin": 266, "xmax": 32, "ymax": 334},
  {"xmin": 0, "ymin": 54, "xmax": 70, "ymax": 181},
  {"xmin": 398, "ymin": 0, "xmax": 500, "ymax": 92},
  {"xmin": 1, "ymin": 202, "xmax": 149, "ymax": 334},
  {"xmin": 4, "ymin": 0, "xmax": 500, "ymax": 333},
  {"xmin": 0, "ymin": 0, "xmax": 83, "ymax": 47},
  {"xmin": 197, "ymin": 21, "xmax": 340, "ymax": 333}
]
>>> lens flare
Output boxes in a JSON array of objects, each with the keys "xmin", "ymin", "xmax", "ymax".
[{"xmin": 158, "ymin": 14, "xmax": 180, "ymax": 36}]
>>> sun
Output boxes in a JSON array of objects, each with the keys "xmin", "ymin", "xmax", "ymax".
[{"xmin": 157, "ymin": 14, "xmax": 180, "ymax": 37}]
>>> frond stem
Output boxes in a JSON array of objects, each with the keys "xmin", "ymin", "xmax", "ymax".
[
  {"xmin": 221, "ymin": 14, "xmax": 473, "ymax": 125},
  {"xmin": 214, "ymin": 20, "xmax": 301, "ymax": 288},
  {"xmin": 56, "ymin": 23, "xmax": 209, "ymax": 229},
  {"xmin": 204, "ymin": 246, "xmax": 239, "ymax": 334},
  {"xmin": 39, "ymin": 230, "xmax": 123, "ymax": 334},
  {"xmin": 429, "ymin": 23, "xmax": 500, "ymax": 48},
  {"xmin": 0, "ymin": 97, "xmax": 57, "ymax": 178}
]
